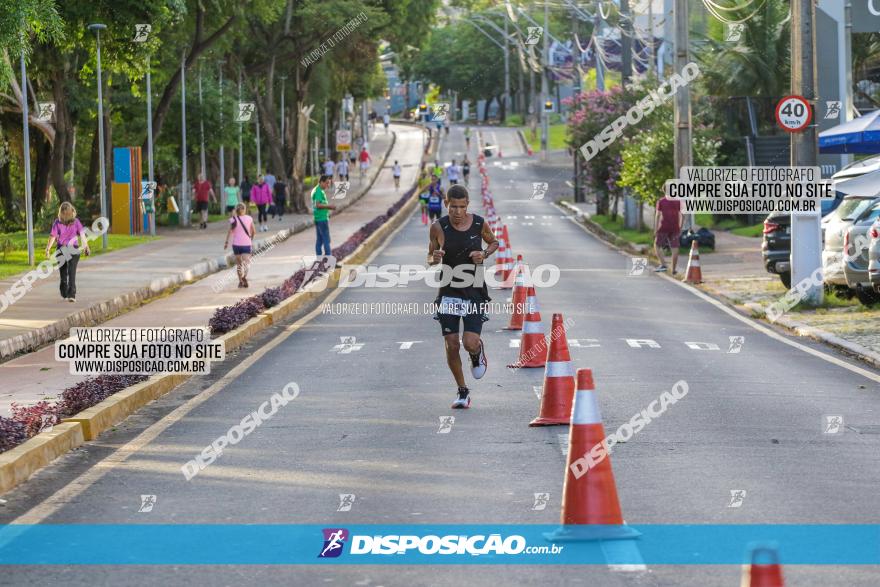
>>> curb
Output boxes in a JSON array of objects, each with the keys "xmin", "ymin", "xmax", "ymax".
[
  {"xmin": 0, "ymin": 132, "xmax": 397, "ymax": 364},
  {"xmin": 0, "ymin": 183, "xmax": 419, "ymax": 497},
  {"xmin": 555, "ymin": 200, "xmax": 650, "ymax": 258},
  {"xmin": 0, "ymin": 423, "xmax": 84, "ymax": 494}
]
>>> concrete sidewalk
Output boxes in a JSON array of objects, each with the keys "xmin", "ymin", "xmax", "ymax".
[
  {"xmin": 0, "ymin": 123, "xmax": 426, "ymax": 416},
  {"xmin": 0, "ymin": 130, "xmax": 397, "ymax": 361}
]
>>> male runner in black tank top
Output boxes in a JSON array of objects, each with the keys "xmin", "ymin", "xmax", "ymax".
[{"xmin": 427, "ymin": 184, "xmax": 499, "ymax": 408}]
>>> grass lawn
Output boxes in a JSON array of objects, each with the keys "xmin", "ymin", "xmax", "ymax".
[
  {"xmin": 524, "ymin": 123, "xmax": 568, "ymax": 152},
  {"xmin": 590, "ymin": 214, "xmax": 655, "ymax": 247},
  {"xmin": 695, "ymin": 213, "xmax": 763, "ymax": 238},
  {"xmin": 0, "ymin": 231, "xmax": 157, "ymax": 279},
  {"xmin": 730, "ymin": 223, "xmax": 764, "ymax": 238}
]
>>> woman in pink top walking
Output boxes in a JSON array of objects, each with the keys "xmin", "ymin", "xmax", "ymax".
[
  {"xmin": 250, "ymin": 175, "xmax": 272, "ymax": 232},
  {"xmin": 224, "ymin": 203, "xmax": 256, "ymax": 288},
  {"xmin": 45, "ymin": 202, "xmax": 91, "ymax": 302}
]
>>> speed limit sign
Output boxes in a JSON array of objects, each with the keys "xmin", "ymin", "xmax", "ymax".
[{"xmin": 775, "ymin": 95, "xmax": 813, "ymax": 133}]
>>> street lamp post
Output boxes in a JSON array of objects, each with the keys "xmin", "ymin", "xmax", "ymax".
[
  {"xmin": 279, "ymin": 75, "xmax": 287, "ymax": 150},
  {"xmin": 198, "ymin": 60, "xmax": 206, "ymax": 177},
  {"xmin": 218, "ymin": 61, "xmax": 225, "ymax": 191},
  {"xmin": 238, "ymin": 69, "xmax": 244, "ymax": 187},
  {"xmin": 19, "ymin": 35, "xmax": 35, "ymax": 266},
  {"xmin": 181, "ymin": 51, "xmax": 189, "ymax": 227},
  {"xmin": 88, "ymin": 23, "xmax": 109, "ymax": 251}
]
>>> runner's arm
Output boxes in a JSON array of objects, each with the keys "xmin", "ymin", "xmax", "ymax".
[
  {"xmin": 481, "ymin": 222, "xmax": 499, "ymax": 260},
  {"xmin": 428, "ymin": 222, "xmax": 445, "ymax": 265}
]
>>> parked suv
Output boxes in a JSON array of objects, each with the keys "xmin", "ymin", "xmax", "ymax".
[
  {"xmin": 762, "ymin": 194, "xmax": 843, "ymax": 289},
  {"xmin": 823, "ymin": 195, "xmax": 880, "ymax": 295}
]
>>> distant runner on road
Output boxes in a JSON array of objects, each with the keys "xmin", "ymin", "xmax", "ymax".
[
  {"xmin": 426, "ymin": 175, "xmax": 444, "ymax": 223},
  {"xmin": 427, "ymin": 184, "xmax": 498, "ymax": 409},
  {"xmin": 462, "ymin": 157, "xmax": 470, "ymax": 185},
  {"xmin": 446, "ymin": 160, "xmax": 460, "ymax": 185},
  {"xmin": 464, "ymin": 126, "xmax": 471, "ymax": 150},
  {"xmin": 392, "ymin": 160, "xmax": 402, "ymax": 189}
]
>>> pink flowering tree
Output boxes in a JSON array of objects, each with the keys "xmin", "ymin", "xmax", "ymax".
[{"xmin": 565, "ymin": 87, "xmax": 629, "ymax": 217}]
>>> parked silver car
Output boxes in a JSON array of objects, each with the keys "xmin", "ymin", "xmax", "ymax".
[
  {"xmin": 822, "ymin": 195, "xmax": 880, "ymax": 291},
  {"xmin": 842, "ymin": 200, "xmax": 880, "ymax": 305},
  {"xmin": 867, "ymin": 218, "xmax": 880, "ymax": 293}
]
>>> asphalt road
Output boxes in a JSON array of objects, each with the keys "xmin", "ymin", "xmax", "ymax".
[{"xmin": 2, "ymin": 126, "xmax": 880, "ymax": 586}]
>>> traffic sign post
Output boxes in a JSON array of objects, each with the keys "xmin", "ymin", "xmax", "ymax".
[
  {"xmin": 775, "ymin": 95, "xmax": 813, "ymax": 133},
  {"xmin": 336, "ymin": 130, "xmax": 352, "ymax": 152}
]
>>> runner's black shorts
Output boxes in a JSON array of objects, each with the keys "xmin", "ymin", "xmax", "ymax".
[
  {"xmin": 428, "ymin": 208, "xmax": 442, "ymax": 221},
  {"xmin": 435, "ymin": 302, "xmax": 488, "ymax": 336}
]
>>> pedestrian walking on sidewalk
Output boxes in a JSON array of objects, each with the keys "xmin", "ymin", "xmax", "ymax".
[
  {"xmin": 336, "ymin": 158, "xmax": 349, "ymax": 182},
  {"xmin": 654, "ymin": 194, "xmax": 683, "ymax": 275},
  {"xmin": 224, "ymin": 203, "xmax": 256, "ymax": 288},
  {"xmin": 312, "ymin": 175, "xmax": 337, "ymax": 256},
  {"xmin": 392, "ymin": 160, "xmax": 401, "ymax": 189},
  {"xmin": 45, "ymin": 202, "xmax": 90, "ymax": 303},
  {"xmin": 273, "ymin": 176, "xmax": 288, "ymax": 222},
  {"xmin": 250, "ymin": 175, "xmax": 272, "ymax": 232},
  {"xmin": 192, "ymin": 173, "xmax": 215, "ymax": 229},
  {"xmin": 322, "ymin": 158, "xmax": 335, "ymax": 178},
  {"xmin": 264, "ymin": 169, "xmax": 277, "ymax": 193},
  {"xmin": 224, "ymin": 177, "xmax": 240, "ymax": 215}
]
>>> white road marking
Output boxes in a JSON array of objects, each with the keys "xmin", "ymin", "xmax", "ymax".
[
  {"xmin": 533, "ymin": 385, "xmax": 543, "ymax": 399},
  {"xmin": 568, "ymin": 339, "xmax": 600, "ymax": 348},
  {"xmin": 625, "ymin": 339, "xmax": 661, "ymax": 349},
  {"xmin": 557, "ymin": 434, "xmax": 569, "ymax": 456},
  {"xmin": 397, "ymin": 341, "xmax": 422, "ymax": 350},
  {"xmin": 510, "ymin": 339, "xmax": 521, "ymax": 348},
  {"xmin": 684, "ymin": 341, "xmax": 720, "ymax": 351}
]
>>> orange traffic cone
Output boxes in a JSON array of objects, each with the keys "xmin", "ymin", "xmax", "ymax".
[
  {"xmin": 494, "ymin": 235, "xmax": 508, "ymax": 277},
  {"xmin": 685, "ymin": 240, "xmax": 702, "ymax": 284},
  {"xmin": 741, "ymin": 545, "xmax": 785, "ymax": 587},
  {"xmin": 504, "ymin": 257, "xmax": 528, "ymax": 331},
  {"xmin": 544, "ymin": 369, "xmax": 640, "ymax": 541},
  {"xmin": 499, "ymin": 252, "xmax": 520, "ymax": 290},
  {"xmin": 502, "ymin": 224, "xmax": 512, "ymax": 254},
  {"xmin": 508, "ymin": 286, "xmax": 546, "ymax": 368},
  {"xmin": 530, "ymin": 314, "xmax": 575, "ymax": 426}
]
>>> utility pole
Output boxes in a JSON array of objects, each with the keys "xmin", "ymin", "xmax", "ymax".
[
  {"xmin": 323, "ymin": 105, "xmax": 328, "ymax": 160},
  {"xmin": 540, "ymin": 0, "xmax": 549, "ymax": 160},
  {"xmin": 503, "ymin": 15, "xmax": 511, "ymax": 118},
  {"xmin": 648, "ymin": 0, "xmax": 655, "ymax": 75},
  {"xmin": 790, "ymin": 0, "xmax": 823, "ymax": 305},
  {"xmin": 594, "ymin": 11, "xmax": 605, "ymax": 91},
  {"xmin": 673, "ymin": 0, "xmax": 692, "ymax": 229},
  {"xmin": 620, "ymin": 0, "xmax": 632, "ymax": 84}
]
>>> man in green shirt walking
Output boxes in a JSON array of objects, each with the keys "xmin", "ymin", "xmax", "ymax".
[{"xmin": 312, "ymin": 175, "xmax": 336, "ymax": 256}]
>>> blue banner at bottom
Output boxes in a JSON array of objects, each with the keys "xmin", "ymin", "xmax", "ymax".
[{"xmin": 0, "ymin": 524, "xmax": 878, "ymax": 565}]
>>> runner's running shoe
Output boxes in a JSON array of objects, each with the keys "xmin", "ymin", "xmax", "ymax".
[
  {"xmin": 470, "ymin": 342, "xmax": 487, "ymax": 379},
  {"xmin": 451, "ymin": 387, "xmax": 471, "ymax": 409}
]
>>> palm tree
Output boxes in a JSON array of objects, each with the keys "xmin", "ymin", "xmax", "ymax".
[{"xmin": 698, "ymin": 0, "xmax": 791, "ymax": 98}]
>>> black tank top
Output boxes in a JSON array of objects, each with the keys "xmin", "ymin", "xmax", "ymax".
[{"xmin": 435, "ymin": 214, "xmax": 491, "ymax": 305}]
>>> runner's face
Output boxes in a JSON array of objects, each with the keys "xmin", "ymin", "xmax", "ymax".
[{"xmin": 447, "ymin": 197, "xmax": 468, "ymax": 221}]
